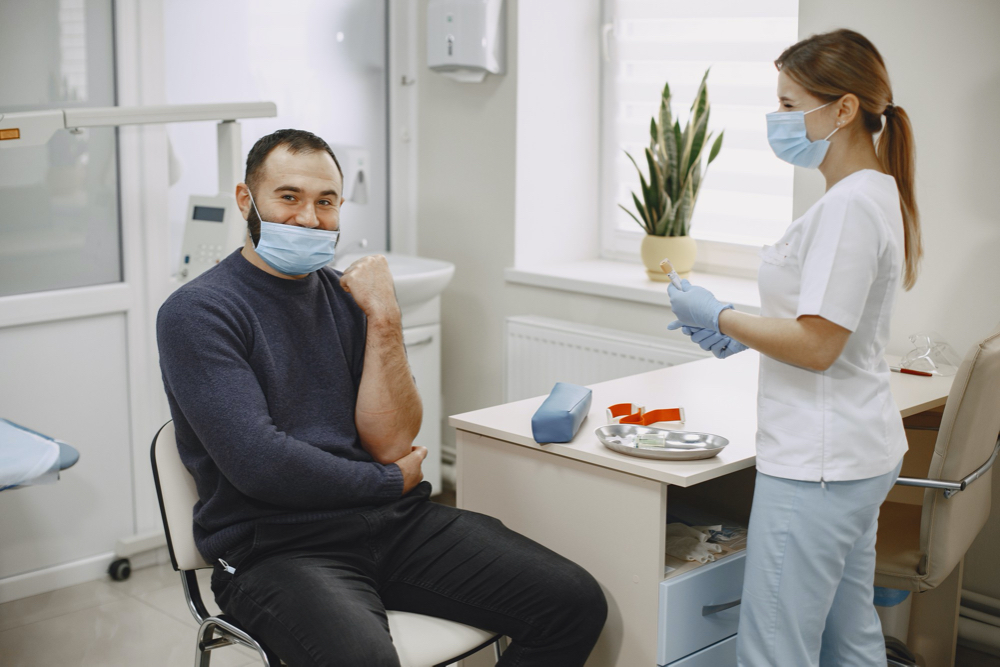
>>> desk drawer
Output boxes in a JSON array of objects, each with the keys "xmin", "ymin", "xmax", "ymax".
[
  {"xmin": 657, "ymin": 551, "xmax": 745, "ymax": 665},
  {"xmin": 667, "ymin": 634, "xmax": 737, "ymax": 666}
]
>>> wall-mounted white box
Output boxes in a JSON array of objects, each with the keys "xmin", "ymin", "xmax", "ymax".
[{"xmin": 427, "ymin": 0, "xmax": 505, "ymax": 83}]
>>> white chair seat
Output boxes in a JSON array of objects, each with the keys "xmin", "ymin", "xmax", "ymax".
[{"xmin": 388, "ymin": 611, "xmax": 497, "ymax": 667}]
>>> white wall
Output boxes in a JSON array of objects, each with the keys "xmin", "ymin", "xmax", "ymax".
[
  {"xmin": 514, "ymin": 0, "xmax": 601, "ymax": 267},
  {"xmin": 796, "ymin": 0, "xmax": 1000, "ymax": 599},
  {"xmin": 416, "ymin": 0, "xmax": 685, "ymax": 455}
]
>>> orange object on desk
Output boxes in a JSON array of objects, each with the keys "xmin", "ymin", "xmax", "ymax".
[{"xmin": 607, "ymin": 403, "xmax": 685, "ymax": 426}]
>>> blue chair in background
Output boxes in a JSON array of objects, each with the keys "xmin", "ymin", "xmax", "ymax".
[{"xmin": 0, "ymin": 418, "xmax": 79, "ymax": 492}]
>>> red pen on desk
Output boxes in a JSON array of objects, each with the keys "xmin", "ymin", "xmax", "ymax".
[{"xmin": 890, "ymin": 366, "xmax": 933, "ymax": 377}]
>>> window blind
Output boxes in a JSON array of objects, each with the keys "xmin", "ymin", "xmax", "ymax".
[{"xmin": 603, "ymin": 0, "xmax": 799, "ymax": 251}]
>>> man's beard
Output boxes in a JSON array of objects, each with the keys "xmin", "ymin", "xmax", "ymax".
[{"xmin": 247, "ymin": 202, "xmax": 262, "ymax": 247}]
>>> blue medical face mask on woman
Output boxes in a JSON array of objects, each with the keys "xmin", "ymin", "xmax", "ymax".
[
  {"xmin": 766, "ymin": 101, "xmax": 840, "ymax": 169},
  {"xmin": 248, "ymin": 191, "xmax": 340, "ymax": 276}
]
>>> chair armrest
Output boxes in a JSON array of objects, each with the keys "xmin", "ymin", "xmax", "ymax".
[{"xmin": 894, "ymin": 437, "xmax": 1000, "ymax": 499}]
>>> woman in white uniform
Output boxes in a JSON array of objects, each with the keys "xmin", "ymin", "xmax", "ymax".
[{"xmin": 667, "ymin": 29, "xmax": 922, "ymax": 666}]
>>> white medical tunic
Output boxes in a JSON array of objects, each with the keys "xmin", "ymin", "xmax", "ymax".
[{"xmin": 756, "ymin": 169, "xmax": 908, "ymax": 482}]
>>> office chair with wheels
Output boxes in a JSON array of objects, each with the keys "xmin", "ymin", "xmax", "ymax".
[
  {"xmin": 151, "ymin": 421, "xmax": 504, "ymax": 667},
  {"xmin": 875, "ymin": 322, "xmax": 1000, "ymax": 667}
]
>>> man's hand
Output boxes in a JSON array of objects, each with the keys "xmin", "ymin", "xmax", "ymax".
[
  {"xmin": 340, "ymin": 255, "xmax": 401, "ymax": 323},
  {"xmin": 396, "ymin": 446, "xmax": 427, "ymax": 494}
]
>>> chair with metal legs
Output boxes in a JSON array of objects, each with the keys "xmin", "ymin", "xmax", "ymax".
[
  {"xmin": 151, "ymin": 421, "xmax": 505, "ymax": 666},
  {"xmin": 875, "ymin": 323, "xmax": 1000, "ymax": 666}
]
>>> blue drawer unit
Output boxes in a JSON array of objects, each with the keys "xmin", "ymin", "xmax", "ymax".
[{"xmin": 658, "ymin": 551, "xmax": 745, "ymax": 666}]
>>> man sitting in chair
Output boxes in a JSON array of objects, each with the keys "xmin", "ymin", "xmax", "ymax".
[{"xmin": 156, "ymin": 129, "xmax": 607, "ymax": 666}]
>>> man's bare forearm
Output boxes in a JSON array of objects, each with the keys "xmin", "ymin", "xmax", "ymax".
[{"xmin": 355, "ymin": 311, "xmax": 423, "ymax": 464}]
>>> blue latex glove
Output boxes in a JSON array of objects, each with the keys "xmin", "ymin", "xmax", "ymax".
[
  {"xmin": 667, "ymin": 279, "xmax": 734, "ymax": 331},
  {"xmin": 667, "ymin": 320, "xmax": 748, "ymax": 359},
  {"xmin": 710, "ymin": 335, "xmax": 749, "ymax": 359}
]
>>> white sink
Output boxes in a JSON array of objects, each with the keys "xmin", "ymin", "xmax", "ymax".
[{"xmin": 335, "ymin": 252, "xmax": 455, "ymax": 310}]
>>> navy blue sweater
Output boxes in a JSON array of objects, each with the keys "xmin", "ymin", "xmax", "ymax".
[{"xmin": 156, "ymin": 250, "xmax": 404, "ymax": 562}]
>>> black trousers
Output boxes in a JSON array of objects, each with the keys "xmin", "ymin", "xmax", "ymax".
[{"xmin": 211, "ymin": 483, "xmax": 608, "ymax": 666}]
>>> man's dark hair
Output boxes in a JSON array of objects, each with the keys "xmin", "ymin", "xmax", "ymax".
[{"xmin": 244, "ymin": 129, "xmax": 343, "ymax": 245}]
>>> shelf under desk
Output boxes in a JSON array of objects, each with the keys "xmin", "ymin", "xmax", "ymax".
[{"xmin": 450, "ymin": 352, "xmax": 953, "ymax": 667}]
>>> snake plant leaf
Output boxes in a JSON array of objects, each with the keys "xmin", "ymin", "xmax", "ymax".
[
  {"xmin": 673, "ymin": 178, "xmax": 695, "ymax": 237},
  {"xmin": 680, "ymin": 106, "xmax": 710, "ymax": 182},
  {"xmin": 690, "ymin": 68, "xmax": 711, "ymax": 118},
  {"xmin": 624, "ymin": 148, "xmax": 642, "ymax": 175},
  {"xmin": 680, "ymin": 69, "xmax": 712, "ymax": 175},
  {"xmin": 654, "ymin": 191, "xmax": 675, "ymax": 236},
  {"xmin": 655, "ymin": 113, "xmax": 668, "ymax": 173},
  {"xmin": 644, "ymin": 147, "xmax": 663, "ymax": 215},
  {"xmin": 671, "ymin": 121, "xmax": 683, "ymax": 201},
  {"xmin": 639, "ymin": 170, "xmax": 653, "ymax": 219},
  {"xmin": 619, "ymin": 203, "xmax": 649, "ymax": 234},
  {"xmin": 707, "ymin": 130, "xmax": 724, "ymax": 164},
  {"xmin": 658, "ymin": 90, "xmax": 673, "ymax": 161},
  {"xmin": 691, "ymin": 154, "xmax": 703, "ymax": 200},
  {"xmin": 630, "ymin": 192, "xmax": 652, "ymax": 233},
  {"xmin": 625, "ymin": 148, "xmax": 653, "ymax": 216}
]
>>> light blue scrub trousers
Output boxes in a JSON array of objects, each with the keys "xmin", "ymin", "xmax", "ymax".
[{"xmin": 737, "ymin": 459, "xmax": 903, "ymax": 666}]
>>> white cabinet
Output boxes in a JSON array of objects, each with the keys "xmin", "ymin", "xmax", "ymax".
[{"xmin": 403, "ymin": 322, "xmax": 442, "ymax": 493}]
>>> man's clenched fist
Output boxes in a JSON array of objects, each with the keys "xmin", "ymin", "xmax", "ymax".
[
  {"xmin": 396, "ymin": 446, "xmax": 427, "ymax": 494},
  {"xmin": 340, "ymin": 255, "xmax": 400, "ymax": 323}
]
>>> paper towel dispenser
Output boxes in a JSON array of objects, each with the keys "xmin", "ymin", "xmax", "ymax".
[{"xmin": 427, "ymin": 0, "xmax": 505, "ymax": 83}]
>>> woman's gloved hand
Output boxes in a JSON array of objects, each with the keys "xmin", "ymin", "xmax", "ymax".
[
  {"xmin": 710, "ymin": 336, "xmax": 748, "ymax": 359},
  {"xmin": 667, "ymin": 320, "xmax": 748, "ymax": 359},
  {"xmin": 667, "ymin": 279, "xmax": 734, "ymax": 331}
]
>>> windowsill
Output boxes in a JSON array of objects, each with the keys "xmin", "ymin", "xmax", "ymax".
[{"xmin": 504, "ymin": 259, "xmax": 761, "ymax": 313}]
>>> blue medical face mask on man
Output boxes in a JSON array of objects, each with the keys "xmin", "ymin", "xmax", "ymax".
[
  {"xmin": 765, "ymin": 101, "xmax": 840, "ymax": 169},
  {"xmin": 248, "ymin": 190, "xmax": 340, "ymax": 276}
]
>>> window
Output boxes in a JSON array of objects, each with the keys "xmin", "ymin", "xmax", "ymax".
[
  {"xmin": 601, "ymin": 0, "xmax": 799, "ymax": 265},
  {"xmin": 0, "ymin": 0, "xmax": 121, "ymax": 297}
]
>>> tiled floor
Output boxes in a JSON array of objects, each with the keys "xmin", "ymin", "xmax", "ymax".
[
  {"xmin": 0, "ymin": 492, "xmax": 461, "ymax": 667},
  {"xmin": 2, "ymin": 485, "xmax": 997, "ymax": 667},
  {"xmin": 0, "ymin": 564, "xmax": 259, "ymax": 667}
]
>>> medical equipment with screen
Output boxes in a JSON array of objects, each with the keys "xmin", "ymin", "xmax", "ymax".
[{"xmin": 0, "ymin": 101, "xmax": 278, "ymax": 283}]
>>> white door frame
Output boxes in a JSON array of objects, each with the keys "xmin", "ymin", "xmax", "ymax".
[
  {"xmin": 114, "ymin": 0, "xmax": 174, "ymax": 540},
  {"xmin": 388, "ymin": 0, "xmax": 419, "ymax": 256}
]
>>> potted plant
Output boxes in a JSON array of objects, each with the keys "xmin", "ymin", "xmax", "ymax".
[{"xmin": 621, "ymin": 69, "xmax": 723, "ymax": 281}]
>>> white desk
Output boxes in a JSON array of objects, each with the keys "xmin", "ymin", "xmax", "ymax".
[{"xmin": 450, "ymin": 352, "xmax": 953, "ymax": 666}]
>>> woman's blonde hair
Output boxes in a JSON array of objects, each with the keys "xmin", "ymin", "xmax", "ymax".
[{"xmin": 776, "ymin": 29, "xmax": 921, "ymax": 290}]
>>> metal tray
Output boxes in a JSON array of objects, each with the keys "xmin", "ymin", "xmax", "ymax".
[{"xmin": 595, "ymin": 424, "xmax": 729, "ymax": 461}]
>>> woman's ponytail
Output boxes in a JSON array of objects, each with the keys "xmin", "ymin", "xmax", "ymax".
[
  {"xmin": 877, "ymin": 104, "xmax": 921, "ymax": 290},
  {"xmin": 776, "ymin": 29, "xmax": 922, "ymax": 290}
]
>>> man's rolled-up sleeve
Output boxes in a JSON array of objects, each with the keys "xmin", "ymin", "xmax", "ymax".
[{"xmin": 157, "ymin": 289, "xmax": 403, "ymax": 509}]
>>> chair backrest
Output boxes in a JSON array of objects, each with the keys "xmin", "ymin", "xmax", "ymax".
[
  {"xmin": 151, "ymin": 421, "xmax": 211, "ymax": 571},
  {"xmin": 919, "ymin": 322, "xmax": 1000, "ymax": 587}
]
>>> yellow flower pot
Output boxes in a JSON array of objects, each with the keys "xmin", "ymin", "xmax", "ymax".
[{"xmin": 640, "ymin": 235, "xmax": 697, "ymax": 281}]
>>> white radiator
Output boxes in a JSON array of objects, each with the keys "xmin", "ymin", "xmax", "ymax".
[{"xmin": 504, "ymin": 316, "xmax": 708, "ymax": 402}]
